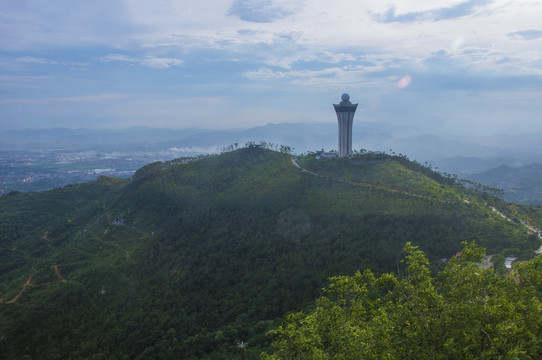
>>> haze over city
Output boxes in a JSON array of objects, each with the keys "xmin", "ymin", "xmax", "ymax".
[{"xmin": 2, "ymin": 0, "xmax": 542, "ymax": 136}]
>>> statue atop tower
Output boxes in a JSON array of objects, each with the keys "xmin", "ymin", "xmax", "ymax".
[{"xmin": 333, "ymin": 93, "xmax": 358, "ymax": 157}]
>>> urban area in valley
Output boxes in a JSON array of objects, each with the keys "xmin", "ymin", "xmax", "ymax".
[{"xmin": 0, "ymin": 148, "xmax": 188, "ymax": 195}]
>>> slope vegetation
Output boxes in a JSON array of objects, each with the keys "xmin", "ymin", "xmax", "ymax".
[{"xmin": 0, "ymin": 145, "xmax": 540, "ymax": 359}]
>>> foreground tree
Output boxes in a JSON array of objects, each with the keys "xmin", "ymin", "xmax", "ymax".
[{"xmin": 263, "ymin": 243, "xmax": 542, "ymax": 359}]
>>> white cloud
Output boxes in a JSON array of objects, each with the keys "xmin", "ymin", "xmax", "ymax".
[
  {"xmin": 243, "ymin": 64, "xmax": 392, "ymax": 89},
  {"xmin": 1, "ymin": 94, "xmax": 129, "ymax": 104},
  {"xmin": 100, "ymin": 54, "xmax": 183, "ymax": 69},
  {"xmin": 168, "ymin": 146, "xmax": 221, "ymax": 154},
  {"xmin": 2, "ymin": 0, "xmax": 542, "ymax": 134},
  {"xmin": 16, "ymin": 56, "xmax": 60, "ymax": 65},
  {"xmin": 3, "ymin": 0, "xmax": 541, "ymax": 74},
  {"xmin": 228, "ymin": 0, "xmax": 298, "ymax": 23},
  {"xmin": 100, "ymin": 54, "xmax": 138, "ymax": 64},
  {"xmin": 15, "ymin": 56, "xmax": 89, "ymax": 68},
  {"xmin": 140, "ymin": 57, "xmax": 183, "ymax": 69}
]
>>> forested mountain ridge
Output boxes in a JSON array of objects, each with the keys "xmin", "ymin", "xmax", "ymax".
[{"xmin": 0, "ymin": 145, "xmax": 540, "ymax": 359}]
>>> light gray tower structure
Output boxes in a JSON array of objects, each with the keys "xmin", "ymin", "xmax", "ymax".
[{"xmin": 333, "ymin": 93, "xmax": 358, "ymax": 157}]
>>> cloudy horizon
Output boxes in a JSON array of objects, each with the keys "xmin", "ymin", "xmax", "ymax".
[{"xmin": 1, "ymin": 0, "xmax": 542, "ymax": 136}]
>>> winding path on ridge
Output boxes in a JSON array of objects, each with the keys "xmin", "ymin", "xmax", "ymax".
[
  {"xmin": 292, "ymin": 157, "xmax": 542, "ymax": 243},
  {"xmin": 291, "ymin": 157, "xmax": 321, "ymax": 177},
  {"xmin": 2, "ymin": 224, "xmax": 144, "ymax": 304},
  {"xmin": 291, "ymin": 156, "xmax": 432, "ymax": 200}
]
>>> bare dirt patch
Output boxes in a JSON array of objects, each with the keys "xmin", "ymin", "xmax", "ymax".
[
  {"xmin": 52, "ymin": 265, "xmax": 66, "ymax": 282},
  {"xmin": 42, "ymin": 231, "xmax": 54, "ymax": 241},
  {"xmin": 5, "ymin": 274, "xmax": 33, "ymax": 304}
]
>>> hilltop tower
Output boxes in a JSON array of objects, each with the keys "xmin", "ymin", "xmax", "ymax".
[{"xmin": 333, "ymin": 93, "xmax": 358, "ymax": 157}]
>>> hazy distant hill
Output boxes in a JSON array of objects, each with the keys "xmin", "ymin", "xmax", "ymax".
[
  {"xmin": 3, "ymin": 124, "xmax": 542, "ymax": 165},
  {"xmin": 1, "ymin": 146, "xmax": 540, "ymax": 359},
  {"xmin": 3, "ymin": 124, "xmax": 542, "ymax": 204},
  {"xmin": 430, "ymin": 155, "xmax": 523, "ymax": 177},
  {"xmin": 0, "ymin": 127, "xmax": 211, "ymax": 151},
  {"xmin": 467, "ymin": 163, "xmax": 542, "ymax": 205}
]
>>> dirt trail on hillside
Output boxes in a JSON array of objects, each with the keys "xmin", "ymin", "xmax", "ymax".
[
  {"xmin": 292, "ymin": 157, "xmax": 431, "ymax": 199},
  {"xmin": 114, "ymin": 243, "xmax": 130, "ymax": 259},
  {"xmin": 52, "ymin": 265, "xmax": 66, "ymax": 282},
  {"xmin": 292, "ymin": 158, "xmax": 321, "ymax": 177},
  {"xmin": 6, "ymin": 274, "xmax": 33, "ymax": 304}
]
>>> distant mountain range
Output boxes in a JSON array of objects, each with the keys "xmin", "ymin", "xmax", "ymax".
[
  {"xmin": 2, "ymin": 123, "xmax": 541, "ymax": 163},
  {"xmin": 2, "ymin": 124, "xmax": 542, "ymax": 204},
  {"xmin": 465, "ymin": 163, "xmax": 542, "ymax": 205},
  {"xmin": 0, "ymin": 127, "xmax": 211, "ymax": 151}
]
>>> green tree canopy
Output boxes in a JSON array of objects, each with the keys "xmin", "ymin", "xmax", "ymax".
[{"xmin": 264, "ymin": 243, "xmax": 542, "ymax": 359}]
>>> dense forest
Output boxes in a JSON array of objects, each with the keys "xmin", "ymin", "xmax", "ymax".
[
  {"xmin": 0, "ymin": 145, "xmax": 541, "ymax": 359},
  {"xmin": 264, "ymin": 242, "xmax": 542, "ymax": 359}
]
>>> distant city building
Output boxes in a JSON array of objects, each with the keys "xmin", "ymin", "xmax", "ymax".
[
  {"xmin": 504, "ymin": 257, "xmax": 518, "ymax": 269},
  {"xmin": 315, "ymin": 150, "xmax": 338, "ymax": 159},
  {"xmin": 333, "ymin": 93, "xmax": 358, "ymax": 157}
]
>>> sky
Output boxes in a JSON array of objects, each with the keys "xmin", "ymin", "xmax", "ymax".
[{"xmin": 1, "ymin": 0, "xmax": 542, "ymax": 135}]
